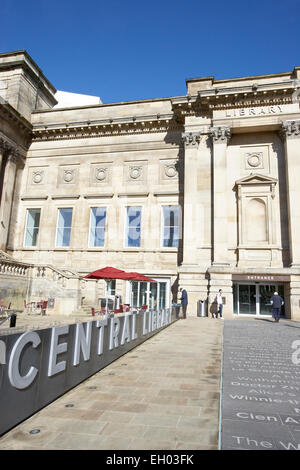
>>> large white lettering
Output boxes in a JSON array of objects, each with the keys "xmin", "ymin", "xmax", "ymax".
[
  {"xmin": 109, "ymin": 316, "xmax": 120, "ymax": 350},
  {"xmin": 73, "ymin": 322, "xmax": 92, "ymax": 366},
  {"xmin": 142, "ymin": 311, "xmax": 148, "ymax": 335},
  {"xmin": 121, "ymin": 314, "xmax": 131, "ymax": 345},
  {"xmin": 292, "ymin": 340, "xmax": 300, "ymax": 365},
  {"xmin": 96, "ymin": 317, "xmax": 108, "ymax": 355},
  {"xmin": 131, "ymin": 311, "xmax": 139, "ymax": 340},
  {"xmin": 8, "ymin": 331, "xmax": 41, "ymax": 389},
  {"xmin": 0, "ymin": 340, "xmax": 6, "ymax": 365},
  {"xmin": 48, "ymin": 325, "xmax": 69, "ymax": 376}
]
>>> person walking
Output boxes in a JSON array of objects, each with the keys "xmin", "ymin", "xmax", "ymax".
[
  {"xmin": 179, "ymin": 288, "xmax": 188, "ymax": 319},
  {"xmin": 215, "ymin": 289, "xmax": 224, "ymax": 319},
  {"xmin": 270, "ymin": 291, "xmax": 284, "ymax": 322}
]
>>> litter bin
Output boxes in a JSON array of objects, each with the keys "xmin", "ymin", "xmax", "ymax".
[
  {"xmin": 197, "ymin": 300, "xmax": 207, "ymax": 317},
  {"xmin": 172, "ymin": 304, "xmax": 181, "ymax": 319}
]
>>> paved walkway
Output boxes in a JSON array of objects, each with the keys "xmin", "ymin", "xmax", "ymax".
[{"xmin": 0, "ymin": 316, "xmax": 223, "ymax": 450}]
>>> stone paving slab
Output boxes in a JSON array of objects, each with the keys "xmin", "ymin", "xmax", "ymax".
[
  {"xmin": 0, "ymin": 317, "xmax": 223, "ymax": 450},
  {"xmin": 221, "ymin": 319, "xmax": 300, "ymax": 451}
]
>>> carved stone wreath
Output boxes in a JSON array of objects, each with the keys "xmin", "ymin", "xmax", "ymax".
[
  {"xmin": 63, "ymin": 169, "xmax": 75, "ymax": 183},
  {"xmin": 246, "ymin": 152, "xmax": 263, "ymax": 168},
  {"xmin": 129, "ymin": 166, "xmax": 142, "ymax": 180},
  {"xmin": 32, "ymin": 170, "xmax": 44, "ymax": 184},
  {"xmin": 95, "ymin": 167, "xmax": 107, "ymax": 182},
  {"xmin": 164, "ymin": 164, "xmax": 177, "ymax": 178}
]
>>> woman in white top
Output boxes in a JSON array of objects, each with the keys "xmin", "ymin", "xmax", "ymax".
[{"xmin": 215, "ymin": 289, "xmax": 224, "ymax": 319}]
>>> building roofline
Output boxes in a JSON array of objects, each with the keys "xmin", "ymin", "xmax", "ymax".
[
  {"xmin": 31, "ymin": 95, "xmax": 174, "ymax": 114},
  {"xmin": 185, "ymin": 67, "xmax": 300, "ymax": 86},
  {"xmin": 0, "ymin": 50, "xmax": 57, "ymax": 95}
]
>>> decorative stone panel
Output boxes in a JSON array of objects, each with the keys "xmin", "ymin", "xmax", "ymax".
[
  {"xmin": 245, "ymin": 152, "xmax": 263, "ymax": 170},
  {"xmin": 27, "ymin": 166, "xmax": 48, "ymax": 186},
  {"xmin": 58, "ymin": 165, "xmax": 79, "ymax": 185},
  {"xmin": 90, "ymin": 162, "xmax": 112, "ymax": 186},
  {"xmin": 241, "ymin": 145, "xmax": 270, "ymax": 173},
  {"xmin": 160, "ymin": 159, "xmax": 179, "ymax": 183},
  {"xmin": 123, "ymin": 161, "xmax": 147, "ymax": 184}
]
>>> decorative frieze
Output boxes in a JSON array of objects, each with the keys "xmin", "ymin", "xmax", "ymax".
[
  {"xmin": 182, "ymin": 131, "xmax": 201, "ymax": 147},
  {"xmin": 32, "ymin": 113, "xmax": 178, "ymax": 142},
  {"xmin": 210, "ymin": 126, "xmax": 231, "ymax": 143}
]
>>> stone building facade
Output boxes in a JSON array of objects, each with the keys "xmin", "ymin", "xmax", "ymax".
[{"xmin": 0, "ymin": 50, "xmax": 300, "ymax": 319}]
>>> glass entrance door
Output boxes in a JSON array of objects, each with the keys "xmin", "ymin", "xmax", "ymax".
[
  {"xmin": 238, "ymin": 284, "xmax": 257, "ymax": 315},
  {"xmin": 128, "ymin": 279, "xmax": 169, "ymax": 309},
  {"xmin": 259, "ymin": 284, "xmax": 276, "ymax": 316},
  {"xmin": 234, "ymin": 283, "xmax": 285, "ymax": 316}
]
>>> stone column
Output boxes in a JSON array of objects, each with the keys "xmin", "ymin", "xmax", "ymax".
[
  {"xmin": 210, "ymin": 126, "xmax": 231, "ymax": 266},
  {"xmin": 0, "ymin": 138, "xmax": 5, "ymax": 174},
  {"xmin": 0, "ymin": 147, "xmax": 19, "ymax": 251},
  {"xmin": 281, "ymin": 120, "xmax": 300, "ymax": 267},
  {"xmin": 181, "ymin": 131, "xmax": 201, "ymax": 267}
]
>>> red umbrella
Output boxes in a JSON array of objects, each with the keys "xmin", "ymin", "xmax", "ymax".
[
  {"xmin": 83, "ymin": 266, "xmax": 127, "ymax": 280},
  {"xmin": 122, "ymin": 272, "xmax": 156, "ymax": 282}
]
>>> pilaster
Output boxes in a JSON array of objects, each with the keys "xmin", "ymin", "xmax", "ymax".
[
  {"xmin": 0, "ymin": 138, "xmax": 6, "ymax": 173},
  {"xmin": 210, "ymin": 126, "xmax": 231, "ymax": 266},
  {"xmin": 181, "ymin": 130, "xmax": 201, "ymax": 267},
  {"xmin": 281, "ymin": 120, "xmax": 300, "ymax": 267},
  {"xmin": 207, "ymin": 269, "xmax": 233, "ymax": 319},
  {"xmin": 288, "ymin": 275, "xmax": 300, "ymax": 321},
  {"xmin": 0, "ymin": 146, "xmax": 20, "ymax": 251}
]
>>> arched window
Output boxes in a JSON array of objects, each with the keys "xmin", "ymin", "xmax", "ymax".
[{"xmin": 246, "ymin": 198, "xmax": 267, "ymax": 242}]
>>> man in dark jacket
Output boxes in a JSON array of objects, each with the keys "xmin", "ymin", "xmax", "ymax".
[
  {"xmin": 179, "ymin": 288, "xmax": 188, "ymax": 319},
  {"xmin": 270, "ymin": 291, "xmax": 284, "ymax": 322}
]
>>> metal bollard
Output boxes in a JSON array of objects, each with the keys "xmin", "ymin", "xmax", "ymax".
[{"xmin": 9, "ymin": 313, "xmax": 17, "ymax": 328}]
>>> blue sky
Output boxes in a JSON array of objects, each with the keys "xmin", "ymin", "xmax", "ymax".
[{"xmin": 2, "ymin": 0, "xmax": 300, "ymax": 103}]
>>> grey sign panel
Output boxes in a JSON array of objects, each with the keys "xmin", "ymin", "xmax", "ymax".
[
  {"xmin": 221, "ymin": 320, "xmax": 300, "ymax": 451},
  {"xmin": 0, "ymin": 309, "xmax": 176, "ymax": 436}
]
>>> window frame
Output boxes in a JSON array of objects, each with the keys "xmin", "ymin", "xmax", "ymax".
[
  {"xmin": 124, "ymin": 205, "xmax": 142, "ymax": 248},
  {"xmin": 88, "ymin": 206, "xmax": 107, "ymax": 248},
  {"xmin": 55, "ymin": 207, "xmax": 73, "ymax": 248},
  {"xmin": 23, "ymin": 208, "xmax": 41, "ymax": 248},
  {"xmin": 161, "ymin": 205, "xmax": 180, "ymax": 248}
]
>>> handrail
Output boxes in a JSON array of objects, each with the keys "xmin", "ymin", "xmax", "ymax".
[{"xmin": 0, "ymin": 310, "xmax": 22, "ymax": 327}]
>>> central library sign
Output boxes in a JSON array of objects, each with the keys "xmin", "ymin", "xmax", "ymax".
[{"xmin": 0, "ymin": 309, "xmax": 175, "ymax": 436}]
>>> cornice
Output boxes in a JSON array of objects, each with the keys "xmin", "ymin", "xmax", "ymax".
[
  {"xmin": 0, "ymin": 50, "xmax": 57, "ymax": 100},
  {"xmin": 32, "ymin": 113, "xmax": 182, "ymax": 141},
  {"xmin": 172, "ymin": 81, "xmax": 298, "ymax": 118},
  {"xmin": 0, "ymin": 99, "xmax": 33, "ymax": 145}
]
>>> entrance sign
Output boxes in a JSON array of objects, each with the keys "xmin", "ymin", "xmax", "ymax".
[
  {"xmin": 0, "ymin": 309, "xmax": 175, "ymax": 436},
  {"xmin": 232, "ymin": 274, "xmax": 290, "ymax": 282}
]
